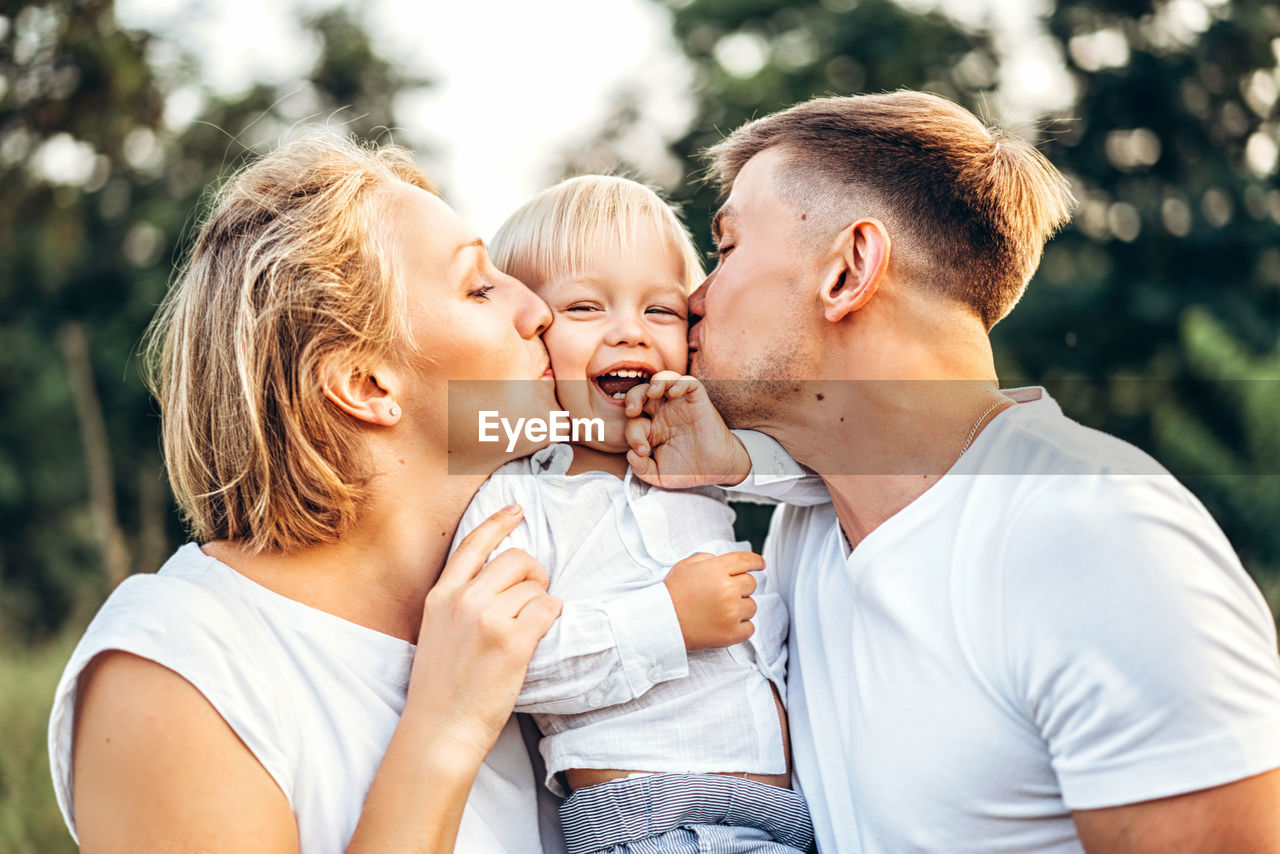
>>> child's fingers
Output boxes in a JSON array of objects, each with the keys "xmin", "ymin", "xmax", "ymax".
[
  {"xmin": 667, "ymin": 375, "xmax": 701, "ymax": 399},
  {"xmin": 627, "ymin": 448, "xmax": 656, "ymax": 479},
  {"xmin": 645, "ymin": 370, "xmax": 683, "ymax": 400},
  {"xmin": 624, "ymin": 382, "xmax": 653, "ymax": 416},
  {"xmin": 624, "ymin": 417, "xmax": 652, "ymax": 456},
  {"xmin": 722, "ymin": 551, "xmax": 767, "ymax": 575}
]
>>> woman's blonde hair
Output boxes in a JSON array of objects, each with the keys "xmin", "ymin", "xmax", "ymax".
[
  {"xmin": 143, "ymin": 133, "xmax": 435, "ymax": 552},
  {"xmin": 490, "ymin": 175, "xmax": 704, "ymax": 293}
]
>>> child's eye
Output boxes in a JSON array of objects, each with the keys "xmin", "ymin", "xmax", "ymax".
[
  {"xmin": 646, "ymin": 306, "xmax": 683, "ymax": 318},
  {"xmin": 564, "ymin": 303, "xmax": 601, "ymax": 312},
  {"xmin": 469, "ymin": 284, "xmax": 494, "ymax": 300},
  {"xmin": 709, "ymin": 245, "xmax": 734, "ymax": 259}
]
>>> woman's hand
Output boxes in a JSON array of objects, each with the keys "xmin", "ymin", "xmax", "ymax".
[
  {"xmin": 409, "ymin": 504, "xmax": 562, "ymax": 760},
  {"xmin": 349, "ymin": 505, "xmax": 560, "ymax": 853}
]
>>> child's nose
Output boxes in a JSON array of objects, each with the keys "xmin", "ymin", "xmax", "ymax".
[{"xmin": 605, "ymin": 312, "xmax": 648, "ymax": 346}]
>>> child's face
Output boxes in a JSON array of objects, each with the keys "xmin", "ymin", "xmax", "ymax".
[{"xmin": 536, "ymin": 223, "xmax": 690, "ymax": 452}]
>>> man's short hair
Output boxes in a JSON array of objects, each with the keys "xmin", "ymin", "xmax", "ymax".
[
  {"xmin": 491, "ymin": 174, "xmax": 704, "ymax": 294},
  {"xmin": 706, "ymin": 92, "xmax": 1074, "ymax": 328}
]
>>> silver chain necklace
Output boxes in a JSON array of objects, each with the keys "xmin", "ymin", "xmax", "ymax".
[
  {"xmin": 840, "ymin": 394, "xmax": 1013, "ymax": 551},
  {"xmin": 961, "ymin": 396, "xmax": 1012, "ymax": 454}
]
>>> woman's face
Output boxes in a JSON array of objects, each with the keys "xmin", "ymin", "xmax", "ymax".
[{"xmin": 387, "ymin": 185, "xmax": 557, "ymax": 469}]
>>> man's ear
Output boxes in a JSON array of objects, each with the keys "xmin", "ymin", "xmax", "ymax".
[
  {"xmin": 319, "ymin": 353, "xmax": 401, "ymax": 426},
  {"xmin": 821, "ymin": 218, "xmax": 891, "ymax": 323}
]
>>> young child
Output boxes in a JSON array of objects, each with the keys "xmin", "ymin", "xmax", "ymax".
[{"xmin": 450, "ymin": 176, "xmax": 815, "ymax": 854}]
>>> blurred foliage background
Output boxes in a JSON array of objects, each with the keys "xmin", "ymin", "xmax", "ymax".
[
  {"xmin": 1, "ymin": 0, "xmax": 1277, "ymax": 849},
  {"xmin": 566, "ymin": 0, "xmax": 1280, "ymax": 607}
]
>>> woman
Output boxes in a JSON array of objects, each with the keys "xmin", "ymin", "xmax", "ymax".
[{"xmin": 48, "ymin": 134, "xmax": 565, "ymax": 852}]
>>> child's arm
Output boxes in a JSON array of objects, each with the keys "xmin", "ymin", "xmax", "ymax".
[
  {"xmin": 515, "ymin": 548, "xmax": 762, "ymax": 714},
  {"xmin": 516, "ymin": 587, "xmax": 686, "ymax": 715},
  {"xmin": 452, "ymin": 475, "xmax": 757, "ymax": 717},
  {"xmin": 624, "ymin": 371, "xmax": 829, "ymax": 506},
  {"xmin": 725, "ymin": 428, "xmax": 831, "ymax": 506}
]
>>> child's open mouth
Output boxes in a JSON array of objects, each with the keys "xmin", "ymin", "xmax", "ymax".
[{"xmin": 592, "ymin": 368, "xmax": 653, "ymax": 401}]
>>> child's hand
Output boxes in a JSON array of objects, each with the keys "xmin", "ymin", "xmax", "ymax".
[
  {"xmin": 664, "ymin": 550, "xmax": 763, "ymax": 651},
  {"xmin": 624, "ymin": 371, "xmax": 751, "ymax": 488}
]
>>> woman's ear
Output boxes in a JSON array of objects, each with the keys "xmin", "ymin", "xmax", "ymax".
[
  {"xmin": 319, "ymin": 353, "xmax": 401, "ymax": 426},
  {"xmin": 821, "ymin": 218, "xmax": 891, "ymax": 323}
]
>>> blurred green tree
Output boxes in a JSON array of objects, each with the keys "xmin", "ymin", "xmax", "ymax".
[
  {"xmin": 0, "ymin": 0, "xmax": 431, "ymax": 637},
  {"xmin": 578, "ymin": 0, "xmax": 1279, "ymax": 606},
  {"xmin": 1001, "ymin": 0, "xmax": 1280, "ymax": 600}
]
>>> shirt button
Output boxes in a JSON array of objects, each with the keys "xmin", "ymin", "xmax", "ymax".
[
  {"xmin": 587, "ymin": 690, "xmax": 604, "ymax": 708},
  {"xmin": 774, "ymin": 460, "xmax": 785, "ymax": 474},
  {"xmin": 647, "ymin": 664, "xmax": 662, "ymax": 682}
]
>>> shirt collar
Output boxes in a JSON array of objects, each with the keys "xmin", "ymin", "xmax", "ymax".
[{"xmin": 529, "ymin": 442, "xmax": 575, "ymax": 476}]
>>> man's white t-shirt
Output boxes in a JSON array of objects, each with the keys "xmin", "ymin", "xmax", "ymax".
[{"xmin": 740, "ymin": 389, "xmax": 1280, "ymax": 853}]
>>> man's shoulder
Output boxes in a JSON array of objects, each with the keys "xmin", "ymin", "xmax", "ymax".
[
  {"xmin": 976, "ymin": 401, "xmax": 1258, "ymax": 636},
  {"xmin": 968, "ymin": 389, "xmax": 1169, "ymax": 480},
  {"xmin": 955, "ymin": 391, "xmax": 1206, "ymax": 536}
]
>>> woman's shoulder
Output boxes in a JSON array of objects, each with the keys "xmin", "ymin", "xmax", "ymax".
[
  {"xmin": 91, "ymin": 543, "xmax": 263, "ymax": 627},
  {"xmin": 67, "ymin": 545, "xmax": 294, "ymax": 680},
  {"xmin": 49, "ymin": 545, "xmax": 298, "ymax": 840}
]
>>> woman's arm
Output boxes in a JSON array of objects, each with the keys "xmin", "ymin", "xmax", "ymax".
[
  {"xmin": 72, "ymin": 506, "xmax": 560, "ymax": 854},
  {"xmin": 350, "ymin": 506, "xmax": 560, "ymax": 851},
  {"xmin": 73, "ymin": 651, "xmax": 299, "ymax": 853}
]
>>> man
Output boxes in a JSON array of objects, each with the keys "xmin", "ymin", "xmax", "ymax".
[{"xmin": 629, "ymin": 92, "xmax": 1280, "ymax": 852}]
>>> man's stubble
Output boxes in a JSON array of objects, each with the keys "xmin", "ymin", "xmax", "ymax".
[{"xmin": 695, "ymin": 286, "xmax": 819, "ymax": 432}]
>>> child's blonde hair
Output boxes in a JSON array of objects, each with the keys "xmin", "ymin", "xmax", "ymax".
[{"xmin": 490, "ymin": 175, "xmax": 704, "ymax": 293}]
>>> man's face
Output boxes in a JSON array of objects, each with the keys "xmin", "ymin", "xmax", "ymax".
[{"xmin": 688, "ymin": 147, "xmax": 821, "ymax": 427}]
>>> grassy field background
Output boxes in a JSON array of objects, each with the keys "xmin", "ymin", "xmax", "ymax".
[{"xmin": 2, "ymin": 625, "xmax": 84, "ymax": 854}]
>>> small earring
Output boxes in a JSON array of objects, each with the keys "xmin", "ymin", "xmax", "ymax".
[{"xmin": 389, "ymin": 405, "xmax": 400, "ymax": 418}]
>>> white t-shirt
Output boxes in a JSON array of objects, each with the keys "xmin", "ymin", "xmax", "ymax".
[
  {"xmin": 738, "ymin": 389, "xmax": 1280, "ymax": 853},
  {"xmin": 48, "ymin": 543, "xmax": 564, "ymax": 854}
]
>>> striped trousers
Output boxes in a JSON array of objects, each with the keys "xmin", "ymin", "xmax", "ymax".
[{"xmin": 559, "ymin": 772, "xmax": 815, "ymax": 854}]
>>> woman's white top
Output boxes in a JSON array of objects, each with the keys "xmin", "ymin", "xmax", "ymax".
[
  {"xmin": 452, "ymin": 442, "xmax": 794, "ymax": 796},
  {"xmin": 48, "ymin": 543, "xmax": 564, "ymax": 853}
]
